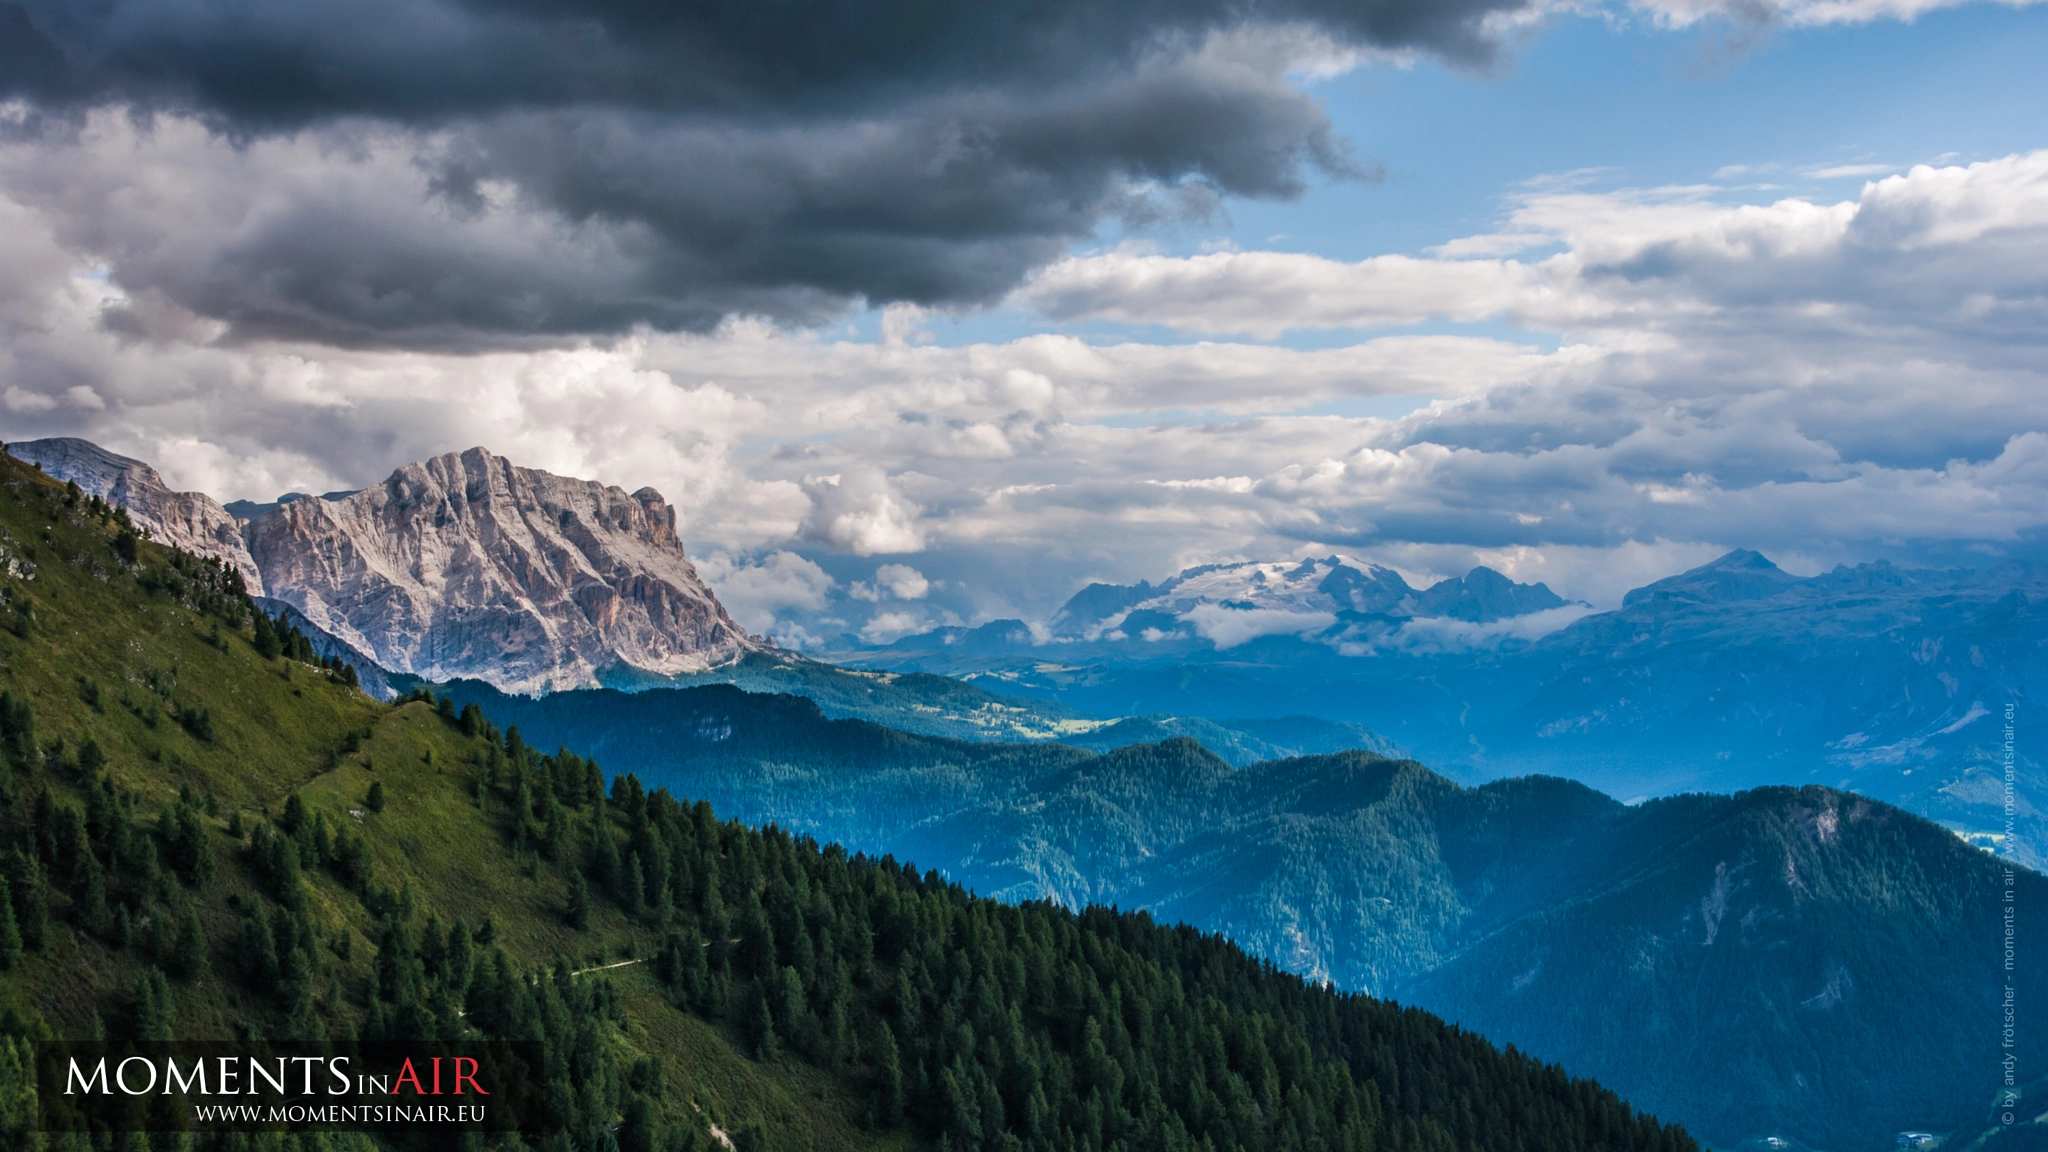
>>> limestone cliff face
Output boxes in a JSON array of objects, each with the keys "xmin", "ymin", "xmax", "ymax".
[
  {"xmin": 14, "ymin": 437, "xmax": 757, "ymax": 693},
  {"xmin": 7, "ymin": 437, "xmax": 264, "ymax": 592},
  {"xmin": 244, "ymin": 448, "xmax": 756, "ymax": 693}
]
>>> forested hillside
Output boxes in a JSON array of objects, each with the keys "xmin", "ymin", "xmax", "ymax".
[
  {"xmin": 440, "ymin": 678, "xmax": 2044, "ymax": 1150},
  {"xmin": 0, "ymin": 451, "xmax": 1696, "ymax": 1151}
]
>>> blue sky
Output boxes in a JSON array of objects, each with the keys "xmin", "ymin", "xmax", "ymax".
[
  {"xmin": 922, "ymin": 1, "xmax": 2048, "ymax": 350},
  {"xmin": 1282, "ymin": 4, "xmax": 2048, "ymax": 255}
]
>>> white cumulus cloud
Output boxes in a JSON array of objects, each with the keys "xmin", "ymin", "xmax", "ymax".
[
  {"xmin": 695, "ymin": 550, "xmax": 836, "ymax": 635},
  {"xmin": 1179, "ymin": 605, "xmax": 1339, "ymax": 648},
  {"xmin": 860, "ymin": 611, "xmax": 930, "ymax": 645},
  {"xmin": 1626, "ymin": 0, "xmax": 2045, "ymax": 29},
  {"xmin": 800, "ymin": 471, "xmax": 928, "ymax": 556}
]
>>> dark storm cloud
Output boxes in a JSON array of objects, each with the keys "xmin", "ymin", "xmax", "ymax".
[
  {"xmin": 0, "ymin": 0, "xmax": 1529, "ymax": 347},
  {"xmin": 1, "ymin": 1, "xmax": 1516, "ymax": 121}
]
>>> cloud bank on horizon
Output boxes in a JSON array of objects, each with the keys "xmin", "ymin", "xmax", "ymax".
[{"xmin": 0, "ymin": 0, "xmax": 2044, "ymax": 647}]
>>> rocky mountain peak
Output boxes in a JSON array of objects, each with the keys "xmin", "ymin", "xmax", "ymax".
[
  {"xmin": 13, "ymin": 438, "xmax": 757, "ymax": 694},
  {"xmin": 1054, "ymin": 555, "xmax": 1573, "ymax": 637},
  {"xmin": 245, "ymin": 446, "xmax": 757, "ymax": 693},
  {"xmin": 1621, "ymin": 548, "xmax": 1801, "ymax": 608}
]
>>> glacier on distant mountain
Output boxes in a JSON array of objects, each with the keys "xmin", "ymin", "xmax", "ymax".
[
  {"xmin": 1060, "ymin": 555, "xmax": 1575, "ymax": 638},
  {"xmin": 860, "ymin": 555, "xmax": 1582, "ymax": 658}
]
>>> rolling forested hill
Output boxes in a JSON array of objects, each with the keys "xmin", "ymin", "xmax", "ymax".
[
  {"xmin": 0, "ymin": 452, "xmax": 1697, "ymax": 1150},
  {"xmin": 443, "ymin": 679, "xmax": 2045, "ymax": 1150}
]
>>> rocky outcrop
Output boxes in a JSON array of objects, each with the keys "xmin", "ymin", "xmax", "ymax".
[
  {"xmin": 243, "ymin": 447, "xmax": 757, "ymax": 693},
  {"xmin": 6, "ymin": 437, "xmax": 263, "ymax": 591}
]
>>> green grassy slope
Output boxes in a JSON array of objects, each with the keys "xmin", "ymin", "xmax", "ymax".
[
  {"xmin": 0, "ymin": 461, "xmax": 898, "ymax": 1150},
  {"xmin": 0, "ymin": 451, "xmax": 1696, "ymax": 1152}
]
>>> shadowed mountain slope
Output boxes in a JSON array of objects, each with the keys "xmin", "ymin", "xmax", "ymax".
[{"xmin": 440, "ymin": 678, "xmax": 2042, "ymax": 1151}]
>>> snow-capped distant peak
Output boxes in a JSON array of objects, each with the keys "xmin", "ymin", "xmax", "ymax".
[
  {"xmin": 1144, "ymin": 557, "xmax": 1365, "ymax": 616},
  {"xmin": 1062, "ymin": 555, "xmax": 1573, "ymax": 640}
]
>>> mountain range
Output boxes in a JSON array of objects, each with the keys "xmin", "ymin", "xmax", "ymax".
[
  {"xmin": 14, "ymin": 436, "xmax": 2044, "ymax": 1149},
  {"xmin": 0, "ymin": 449, "xmax": 1700, "ymax": 1152},
  {"xmin": 11, "ymin": 438, "xmax": 1403, "ymax": 763},
  {"xmin": 1050, "ymin": 554, "xmax": 1580, "ymax": 636},
  {"xmin": 858, "ymin": 555, "xmax": 1582, "ymax": 662},
  {"xmin": 841, "ymin": 549, "xmax": 2048, "ymax": 867},
  {"xmin": 434, "ymin": 678, "xmax": 2043, "ymax": 1152},
  {"xmin": 19, "ymin": 439, "xmax": 2037, "ymax": 865},
  {"xmin": 19, "ymin": 436, "xmax": 2039, "ymax": 860}
]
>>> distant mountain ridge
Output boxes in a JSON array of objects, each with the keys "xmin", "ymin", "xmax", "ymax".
[
  {"xmin": 829, "ymin": 547, "xmax": 2048, "ymax": 865},
  {"xmin": 846, "ymin": 556, "xmax": 1586, "ymax": 674},
  {"xmin": 1069, "ymin": 555, "xmax": 1574, "ymax": 631},
  {"xmin": 9, "ymin": 438, "xmax": 757, "ymax": 693},
  {"xmin": 870, "ymin": 555, "xmax": 1577, "ymax": 658},
  {"xmin": 20, "ymin": 437, "xmax": 2038, "ymax": 867}
]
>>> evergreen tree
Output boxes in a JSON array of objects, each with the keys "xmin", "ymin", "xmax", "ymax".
[
  {"xmin": 746, "ymin": 982, "xmax": 778, "ymax": 1060},
  {"xmin": 543, "ymin": 798, "xmax": 566, "ymax": 862},
  {"xmin": 874, "ymin": 1024, "xmax": 906, "ymax": 1125},
  {"xmin": 131, "ymin": 972, "xmax": 176, "ymax": 1042},
  {"xmin": 4, "ymin": 851, "xmax": 42, "ymax": 951},
  {"xmin": 567, "ymin": 871, "xmax": 590, "ymax": 931},
  {"xmin": 0, "ymin": 898, "xmax": 19, "ymax": 969},
  {"xmin": 621, "ymin": 851, "xmax": 645, "ymax": 918},
  {"xmin": 72, "ymin": 853, "xmax": 109, "ymax": 939},
  {"xmin": 236, "ymin": 907, "xmax": 280, "ymax": 988},
  {"xmin": 173, "ymin": 908, "xmax": 207, "ymax": 980},
  {"xmin": 252, "ymin": 610, "xmax": 282, "ymax": 659},
  {"xmin": 619, "ymin": 1094, "xmax": 657, "ymax": 1152},
  {"xmin": 590, "ymin": 819, "xmax": 620, "ymax": 888}
]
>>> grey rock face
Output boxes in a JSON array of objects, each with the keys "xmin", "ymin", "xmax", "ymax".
[
  {"xmin": 7, "ymin": 437, "xmax": 264, "ymax": 592},
  {"xmin": 14, "ymin": 437, "xmax": 757, "ymax": 694},
  {"xmin": 244, "ymin": 447, "xmax": 757, "ymax": 694}
]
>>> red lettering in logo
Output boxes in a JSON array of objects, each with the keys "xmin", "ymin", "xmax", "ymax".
[{"xmin": 390, "ymin": 1058, "xmax": 425, "ymax": 1096}]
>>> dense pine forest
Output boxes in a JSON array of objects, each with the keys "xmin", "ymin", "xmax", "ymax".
[{"xmin": 0, "ymin": 452, "xmax": 1698, "ymax": 1149}]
